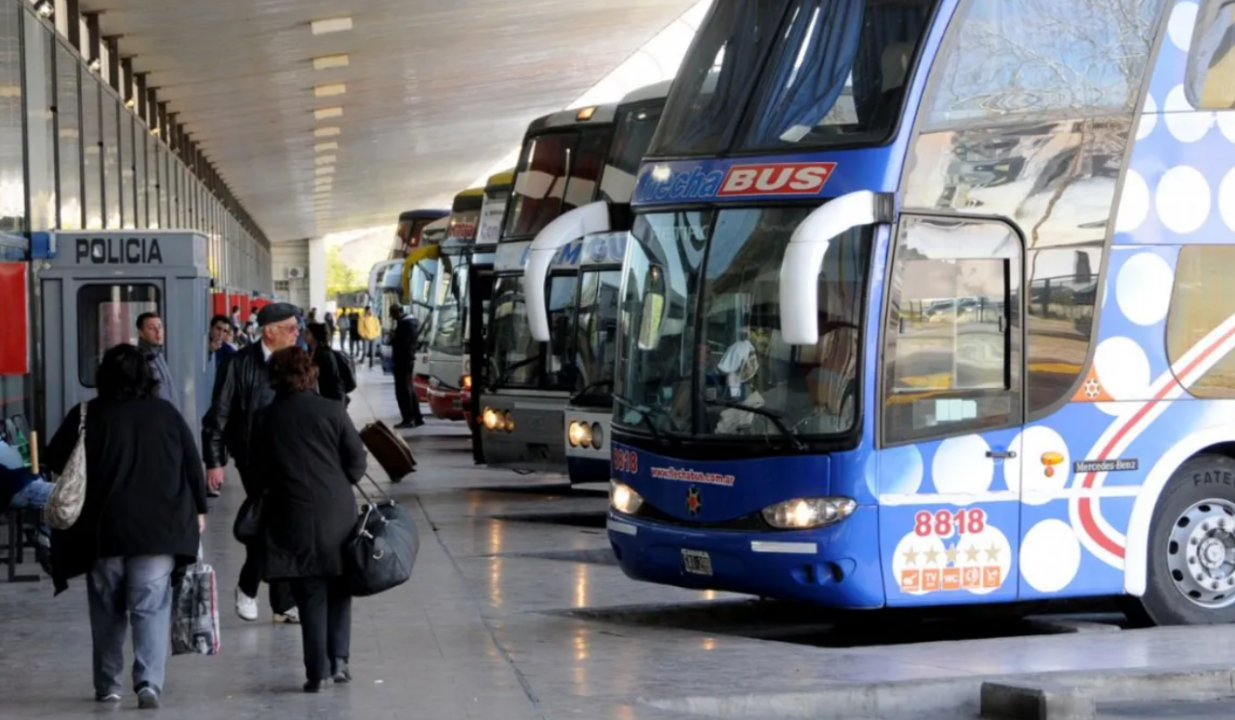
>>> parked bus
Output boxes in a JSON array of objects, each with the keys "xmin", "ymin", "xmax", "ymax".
[
  {"xmin": 464, "ymin": 170, "xmax": 516, "ymax": 445},
  {"xmin": 606, "ymin": 0, "xmax": 1235, "ymax": 626},
  {"xmin": 479, "ymin": 103, "xmax": 620, "ymax": 473},
  {"xmin": 425, "ymin": 188, "xmax": 484, "ymax": 421},
  {"xmin": 520, "ymin": 82, "xmax": 670, "ymax": 483},
  {"xmin": 391, "ymin": 208, "xmax": 449, "ymax": 260},
  {"xmin": 408, "ymin": 216, "xmax": 451, "ymax": 401}
]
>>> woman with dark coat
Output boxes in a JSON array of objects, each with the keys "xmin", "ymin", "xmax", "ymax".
[
  {"xmin": 44, "ymin": 344, "xmax": 207, "ymax": 710},
  {"xmin": 251, "ymin": 347, "xmax": 367, "ymax": 692},
  {"xmin": 306, "ymin": 322, "xmax": 346, "ymax": 401}
]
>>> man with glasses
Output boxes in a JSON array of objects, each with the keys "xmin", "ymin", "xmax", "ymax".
[{"xmin": 202, "ymin": 302, "xmax": 303, "ymax": 625}]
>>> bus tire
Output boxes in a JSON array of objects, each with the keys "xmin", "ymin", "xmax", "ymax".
[{"xmin": 1138, "ymin": 454, "xmax": 1235, "ymax": 626}]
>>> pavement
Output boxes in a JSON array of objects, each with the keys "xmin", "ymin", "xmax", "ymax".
[{"xmin": 2, "ymin": 363, "xmax": 1235, "ymax": 719}]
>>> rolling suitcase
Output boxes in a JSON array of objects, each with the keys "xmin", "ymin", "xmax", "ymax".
[{"xmin": 360, "ymin": 420, "xmax": 416, "ymax": 482}]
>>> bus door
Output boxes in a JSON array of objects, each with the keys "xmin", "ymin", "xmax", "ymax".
[
  {"xmin": 468, "ymin": 263, "xmax": 494, "ymax": 464},
  {"xmin": 878, "ymin": 215, "xmax": 1025, "ymax": 606}
]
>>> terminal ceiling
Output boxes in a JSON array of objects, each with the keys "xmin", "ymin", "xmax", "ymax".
[{"xmin": 77, "ymin": 0, "xmax": 701, "ymax": 242}]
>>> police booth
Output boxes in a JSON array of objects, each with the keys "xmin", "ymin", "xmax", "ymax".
[{"xmin": 35, "ymin": 231, "xmax": 213, "ymax": 444}]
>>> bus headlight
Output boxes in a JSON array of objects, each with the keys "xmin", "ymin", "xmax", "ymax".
[
  {"xmin": 761, "ymin": 498, "xmax": 856, "ymax": 530},
  {"xmin": 610, "ymin": 481, "xmax": 643, "ymax": 515},
  {"xmin": 590, "ymin": 422, "xmax": 605, "ymax": 450},
  {"xmin": 461, "ymin": 375, "xmax": 472, "ymax": 390},
  {"xmin": 482, "ymin": 408, "xmax": 500, "ymax": 431},
  {"xmin": 504, "ymin": 411, "xmax": 515, "ymax": 433},
  {"xmin": 568, "ymin": 421, "xmax": 591, "ymax": 447}
]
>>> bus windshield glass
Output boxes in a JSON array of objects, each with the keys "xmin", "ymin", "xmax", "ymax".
[
  {"xmin": 488, "ymin": 275, "xmax": 540, "ymax": 389},
  {"xmin": 616, "ymin": 208, "xmax": 872, "ymax": 439},
  {"xmin": 571, "ymin": 269, "xmax": 622, "ymax": 402},
  {"xmin": 601, "ymin": 104, "xmax": 665, "ymax": 204},
  {"xmin": 504, "ymin": 128, "xmax": 611, "ymax": 239},
  {"xmin": 545, "ymin": 274, "xmax": 580, "ymax": 392},
  {"xmin": 650, "ymin": 0, "xmax": 936, "ymax": 156},
  {"xmin": 431, "ymin": 255, "xmax": 471, "ymax": 354}
]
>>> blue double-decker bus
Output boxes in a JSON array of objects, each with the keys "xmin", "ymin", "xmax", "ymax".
[{"xmin": 608, "ymin": 0, "xmax": 1235, "ymax": 625}]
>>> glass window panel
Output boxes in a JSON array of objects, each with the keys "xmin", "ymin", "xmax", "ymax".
[
  {"xmin": 76, "ymin": 283, "xmax": 160, "ymax": 387},
  {"xmin": 81, "ymin": 74, "xmax": 101, "ymax": 229},
  {"xmin": 1169, "ymin": 246, "xmax": 1235, "ymax": 397},
  {"xmin": 134, "ymin": 120, "xmax": 146, "ymax": 228},
  {"xmin": 119, "ymin": 113, "xmax": 134, "ymax": 228},
  {"xmin": 1187, "ymin": 0, "xmax": 1235, "ymax": 109},
  {"xmin": 156, "ymin": 144, "xmax": 168, "ymax": 227},
  {"xmin": 24, "ymin": 16, "xmax": 55, "ymax": 232},
  {"xmin": 101, "ymin": 92, "xmax": 120, "ymax": 228},
  {"xmin": 0, "ymin": 2, "xmax": 25, "ymax": 233},
  {"xmin": 55, "ymin": 42, "xmax": 81, "ymax": 230}
]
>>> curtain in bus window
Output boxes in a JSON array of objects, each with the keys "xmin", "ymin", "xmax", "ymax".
[{"xmin": 746, "ymin": 0, "xmax": 865, "ymax": 147}]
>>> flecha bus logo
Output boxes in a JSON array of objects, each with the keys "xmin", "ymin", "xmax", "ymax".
[{"xmin": 717, "ymin": 162, "xmax": 836, "ymax": 197}]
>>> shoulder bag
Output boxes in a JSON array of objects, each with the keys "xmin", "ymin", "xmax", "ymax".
[{"xmin": 43, "ymin": 402, "xmax": 88, "ymax": 530}]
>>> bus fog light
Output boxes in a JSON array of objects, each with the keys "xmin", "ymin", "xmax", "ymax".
[
  {"xmin": 482, "ymin": 408, "xmax": 500, "ymax": 431},
  {"xmin": 504, "ymin": 411, "xmax": 515, "ymax": 433},
  {"xmin": 761, "ymin": 498, "xmax": 856, "ymax": 529},
  {"xmin": 590, "ymin": 422, "xmax": 605, "ymax": 450},
  {"xmin": 568, "ymin": 421, "xmax": 590, "ymax": 447},
  {"xmin": 610, "ymin": 481, "xmax": 643, "ymax": 515}
]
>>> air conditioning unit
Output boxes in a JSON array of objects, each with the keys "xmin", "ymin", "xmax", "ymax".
[{"xmin": 285, "ymin": 267, "xmax": 305, "ymax": 280}]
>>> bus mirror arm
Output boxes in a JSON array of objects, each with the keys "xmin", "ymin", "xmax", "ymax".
[
  {"xmin": 778, "ymin": 191, "xmax": 892, "ymax": 346},
  {"xmin": 524, "ymin": 202, "xmax": 611, "ymax": 343}
]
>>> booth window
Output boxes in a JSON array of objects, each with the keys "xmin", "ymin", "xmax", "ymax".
[
  {"xmin": 1188, "ymin": 0, "xmax": 1235, "ymax": 109},
  {"xmin": 77, "ymin": 284, "xmax": 161, "ymax": 387}
]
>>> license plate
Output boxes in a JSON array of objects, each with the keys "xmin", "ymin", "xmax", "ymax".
[{"xmin": 681, "ymin": 549, "xmax": 713, "ymax": 576}]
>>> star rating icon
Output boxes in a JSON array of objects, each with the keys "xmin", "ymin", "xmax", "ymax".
[
  {"xmin": 902, "ymin": 547, "xmax": 919, "ymax": 566},
  {"xmin": 985, "ymin": 542, "xmax": 1002, "ymax": 562}
]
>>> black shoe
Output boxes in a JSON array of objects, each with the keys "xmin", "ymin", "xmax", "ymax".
[
  {"xmin": 303, "ymin": 680, "xmax": 325, "ymax": 693},
  {"xmin": 411, "ymin": 418, "xmax": 426, "ymax": 428},
  {"xmin": 394, "ymin": 420, "xmax": 416, "ymax": 429},
  {"xmin": 331, "ymin": 661, "xmax": 352, "ymax": 684}
]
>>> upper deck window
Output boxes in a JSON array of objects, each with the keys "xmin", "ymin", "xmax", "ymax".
[
  {"xmin": 649, "ymin": 0, "xmax": 937, "ymax": 157},
  {"xmin": 504, "ymin": 127, "xmax": 611, "ymax": 240},
  {"xmin": 1188, "ymin": 0, "xmax": 1235, "ymax": 109}
]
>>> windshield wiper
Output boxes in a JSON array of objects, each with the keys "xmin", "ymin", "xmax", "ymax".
[
  {"xmin": 492, "ymin": 354, "xmax": 543, "ymax": 389},
  {"xmin": 704, "ymin": 399, "xmax": 807, "ymax": 452},
  {"xmin": 571, "ymin": 379, "xmax": 614, "ymax": 402},
  {"xmin": 612, "ymin": 393, "xmax": 673, "ymax": 447}
]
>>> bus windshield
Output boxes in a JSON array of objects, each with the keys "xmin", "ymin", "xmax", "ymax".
[
  {"xmin": 571, "ymin": 269, "xmax": 622, "ymax": 403},
  {"xmin": 651, "ymin": 0, "xmax": 936, "ymax": 156},
  {"xmin": 489, "ymin": 275, "xmax": 540, "ymax": 389},
  {"xmin": 616, "ymin": 208, "xmax": 872, "ymax": 439},
  {"xmin": 546, "ymin": 274, "xmax": 580, "ymax": 392},
  {"xmin": 504, "ymin": 128, "xmax": 611, "ymax": 240},
  {"xmin": 431, "ymin": 255, "xmax": 471, "ymax": 354},
  {"xmin": 601, "ymin": 104, "xmax": 666, "ymax": 204}
]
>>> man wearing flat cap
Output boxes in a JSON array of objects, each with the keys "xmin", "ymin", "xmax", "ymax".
[{"xmin": 202, "ymin": 302, "xmax": 301, "ymax": 625}]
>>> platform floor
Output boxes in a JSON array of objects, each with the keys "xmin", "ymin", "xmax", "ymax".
[{"xmin": 4, "ymin": 366, "xmax": 1235, "ymax": 718}]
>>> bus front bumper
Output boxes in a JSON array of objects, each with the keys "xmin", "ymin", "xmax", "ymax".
[
  {"xmin": 427, "ymin": 386, "xmax": 466, "ymax": 421},
  {"xmin": 606, "ymin": 506, "xmax": 884, "ymax": 608}
]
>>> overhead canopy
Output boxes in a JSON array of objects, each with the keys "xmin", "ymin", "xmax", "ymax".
[{"xmin": 78, "ymin": 0, "xmax": 703, "ymax": 241}]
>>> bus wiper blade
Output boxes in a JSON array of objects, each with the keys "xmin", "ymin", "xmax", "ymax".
[
  {"xmin": 492, "ymin": 354, "xmax": 543, "ymax": 388},
  {"xmin": 705, "ymin": 400, "xmax": 807, "ymax": 452},
  {"xmin": 572, "ymin": 379, "xmax": 614, "ymax": 402},
  {"xmin": 612, "ymin": 393, "xmax": 672, "ymax": 446}
]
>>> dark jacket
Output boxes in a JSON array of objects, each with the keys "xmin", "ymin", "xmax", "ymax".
[
  {"xmin": 202, "ymin": 341, "xmax": 275, "ymax": 471},
  {"xmin": 392, "ymin": 315, "xmax": 418, "ymax": 368},
  {"xmin": 251, "ymin": 391, "xmax": 366, "ymax": 580},
  {"xmin": 313, "ymin": 346, "xmax": 346, "ymax": 401},
  {"xmin": 45, "ymin": 398, "xmax": 207, "ymax": 595}
]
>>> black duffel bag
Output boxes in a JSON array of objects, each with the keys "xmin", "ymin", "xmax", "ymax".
[
  {"xmin": 344, "ymin": 478, "xmax": 419, "ymax": 597},
  {"xmin": 233, "ymin": 494, "xmax": 264, "ymax": 545}
]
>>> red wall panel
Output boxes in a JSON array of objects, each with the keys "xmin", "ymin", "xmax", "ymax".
[{"xmin": 0, "ymin": 264, "xmax": 28, "ymax": 376}]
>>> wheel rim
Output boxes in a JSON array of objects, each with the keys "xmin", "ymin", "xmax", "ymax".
[{"xmin": 1166, "ymin": 499, "xmax": 1235, "ymax": 609}]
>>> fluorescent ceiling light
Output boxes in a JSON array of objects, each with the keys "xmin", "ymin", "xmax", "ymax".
[
  {"xmin": 315, "ymin": 142, "xmax": 338, "ymax": 153},
  {"xmin": 314, "ymin": 83, "xmax": 346, "ymax": 98},
  {"xmin": 310, "ymin": 17, "xmax": 353, "ymax": 35},
  {"xmin": 312, "ymin": 54, "xmax": 350, "ymax": 70},
  {"xmin": 315, "ymin": 166, "xmax": 335, "ymax": 176},
  {"xmin": 315, "ymin": 155, "xmax": 336, "ymax": 166},
  {"xmin": 314, "ymin": 106, "xmax": 343, "ymax": 120},
  {"xmin": 314, "ymin": 127, "xmax": 340, "ymax": 138}
]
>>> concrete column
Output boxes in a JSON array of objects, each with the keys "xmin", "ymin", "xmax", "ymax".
[{"xmin": 308, "ymin": 236, "xmax": 327, "ymax": 313}]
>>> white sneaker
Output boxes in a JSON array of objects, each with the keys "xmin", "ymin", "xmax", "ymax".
[
  {"xmin": 235, "ymin": 589, "xmax": 258, "ymax": 622},
  {"xmin": 273, "ymin": 606, "xmax": 300, "ymax": 624}
]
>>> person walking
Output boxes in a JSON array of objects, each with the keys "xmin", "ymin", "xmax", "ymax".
[
  {"xmin": 336, "ymin": 312, "xmax": 350, "ymax": 351},
  {"xmin": 348, "ymin": 310, "xmax": 363, "ymax": 359},
  {"xmin": 306, "ymin": 323, "xmax": 348, "ymax": 402},
  {"xmin": 390, "ymin": 306, "xmax": 425, "ymax": 429},
  {"xmin": 201, "ymin": 302, "xmax": 302, "ymax": 624},
  {"xmin": 136, "ymin": 312, "xmax": 178, "ymax": 412},
  {"xmin": 44, "ymin": 344, "xmax": 207, "ymax": 709},
  {"xmin": 324, "ymin": 312, "xmax": 336, "ymax": 348},
  {"xmin": 252, "ymin": 347, "xmax": 366, "ymax": 692},
  {"xmin": 358, "ymin": 307, "xmax": 381, "ymax": 369}
]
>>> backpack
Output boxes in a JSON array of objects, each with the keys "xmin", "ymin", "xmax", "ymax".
[{"xmin": 334, "ymin": 349, "xmax": 358, "ymax": 394}]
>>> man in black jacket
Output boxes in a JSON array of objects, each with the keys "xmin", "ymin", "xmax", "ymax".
[
  {"xmin": 391, "ymin": 306, "xmax": 425, "ymax": 429},
  {"xmin": 202, "ymin": 302, "xmax": 301, "ymax": 624}
]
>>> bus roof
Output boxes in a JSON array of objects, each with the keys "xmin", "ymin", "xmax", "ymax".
[
  {"xmin": 619, "ymin": 80, "xmax": 672, "ymax": 106},
  {"xmin": 452, "ymin": 187, "xmax": 485, "ymax": 213},
  {"xmin": 398, "ymin": 209, "xmax": 450, "ymax": 223},
  {"xmin": 526, "ymin": 102, "xmax": 619, "ymax": 134},
  {"xmin": 485, "ymin": 168, "xmax": 516, "ymax": 193}
]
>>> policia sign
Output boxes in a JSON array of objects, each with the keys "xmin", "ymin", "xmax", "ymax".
[{"xmin": 75, "ymin": 236, "xmax": 165, "ymax": 265}]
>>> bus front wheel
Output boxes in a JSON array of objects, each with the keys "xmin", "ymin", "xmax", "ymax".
[{"xmin": 1137, "ymin": 454, "xmax": 1235, "ymax": 626}]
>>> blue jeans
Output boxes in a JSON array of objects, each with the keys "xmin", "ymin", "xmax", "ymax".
[
  {"xmin": 87, "ymin": 555, "xmax": 175, "ymax": 698},
  {"xmin": 9, "ymin": 479, "xmax": 53, "ymax": 509}
]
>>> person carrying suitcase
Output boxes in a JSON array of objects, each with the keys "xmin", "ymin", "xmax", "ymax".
[{"xmin": 201, "ymin": 302, "xmax": 302, "ymax": 625}]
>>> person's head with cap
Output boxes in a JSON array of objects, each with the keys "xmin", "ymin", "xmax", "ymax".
[{"xmin": 258, "ymin": 302, "xmax": 301, "ymax": 351}]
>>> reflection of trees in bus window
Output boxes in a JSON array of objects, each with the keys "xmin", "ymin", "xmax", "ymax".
[
  {"xmin": 1169, "ymin": 246, "xmax": 1235, "ymax": 397},
  {"xmin": 1187, "ymin": 0, "xmax": 1235, "ymax": 109},
  {"xmin": 883, "ymin": 217, "xmax": 1021, "ymax": 445},
  {"xmin": 1025, "ymin": 247, "xmax": 1099, "ymax": 412},
  {"xmin": 505, "ymin": 133, "xmax": 575, "ymax": 239}
]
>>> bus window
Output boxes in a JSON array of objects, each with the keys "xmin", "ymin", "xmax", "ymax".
[
  {"xmin": 882, "ymin": 217, "xmax": 1021, "ymax": 446},
  {"xmin": 1188, "ymin": 0, "xmax": 1235, "ymax": 109},
  {"xmin": 1169, "ymin": 246, "xmax": 1235, "ymax": 397},
  {"xmin": 505, "ymin": 133, "xmax": 575, "ymax": 239}
]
